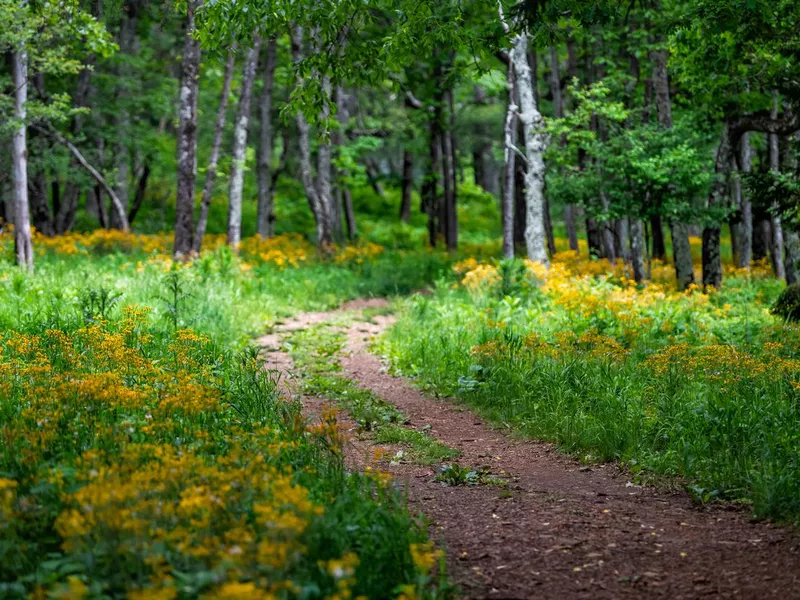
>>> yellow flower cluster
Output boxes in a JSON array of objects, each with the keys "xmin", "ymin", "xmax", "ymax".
[{"xmin": 0, "ymin": 312, "xmax": 373, "ymax": 598}]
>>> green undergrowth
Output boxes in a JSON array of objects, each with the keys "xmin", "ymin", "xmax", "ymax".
[
  {"xmin": 380, "ymin": 260, "xmax": 800, "ymax": 524},
  {"xmin": 0, "ymin": 272, "xmax": 449, "ymax": 598},
  {"xmin": 282, "ymin": 322, "xmax": 459, "ymax": 466}
]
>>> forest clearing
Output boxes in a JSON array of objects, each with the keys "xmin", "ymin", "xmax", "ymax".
[{"xmin": 2, "ymin": 0, "xmax": 800, "ymax": 598}]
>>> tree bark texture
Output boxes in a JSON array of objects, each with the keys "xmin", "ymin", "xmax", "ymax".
[
  {"xmin": 227, "ymin": 39, "xmax": 261, "ymax": 248},
  {"xmin": 511, "ymin": 31, "xmax": 549, "ymax": 266},
  {"xmin": 12, "ymin": 44, "xmax": 34, "ymax": 271},
  {"xmin": 702, "ymin": 123, "xmax": 732, "ymax": 289},
  {"xmin": 768, "ymin": 94, "xmax": 786, "ymax": 279},
  {"xmin": 256, "ymin": 39, "xmax": 277, "ymax": 238},
  {"xmin": 502, "ymin": 60, "xmax": 517, "ymax": 259},
  {"xmin": 194, "ymin": 49, "xmax": 235, "ymax": 253},
  {"xmin": 400, "ymin": 149, "xmax": 413, "ymax": 223},
  {"xmin": 652, "ymin": 43, "xmax": 693, "ymax": 289},
  {"xmin": 173, "ymin": 0, "xmax": 202, "ymax": 258},
  {"xmin": 630, "ymin": 218, "xmax": 646, "ymax": 283},
  {"xmin": 735, "ymin": 132, "xmax": 753, "ymax": 268}
]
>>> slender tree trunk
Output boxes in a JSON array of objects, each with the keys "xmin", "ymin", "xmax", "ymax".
[
  {"xmin": 736, "ymin": 132, "xmax": 753, "ymax": 267},
  {"xmin": 702, "ymin": 123, "xmax": 732, "ymax": 289},
  {"xmin": 769, "ymin": 93, "xmax": 786, "ymax": 279},
  {"xmin": 227, "ymin": 39, "xmax": 261, "ymax": 248},
  {"xmin": 615, "ymin": 217, "xmax": 630, "ymax": 262},
  {"xmin": 400, "ymin": 149, "xmax": 413, "ymax": 223},
  {"xmin": 291, "ymin": 27, "xmax": 326, "ymax": 246},
  {"xmin": 652, "ymin": 43, "xmax": 693, "ymax": 289},
  {"xmin": 785, "ymin": 131, "xmax": 800, "ymax": 284},
  {"xmin": 194, "ymin": 49, "xmax": 235, "ymax": 253},
  {"xmin": 128, "ymin": 162, "xmax": 150, "ymax": 225},
  {"xmin": 335, "ymin": 86, "xmax": 355, "ymax": 240},
  {"xmin": 630, "ymin": 218, "xmax": 646, "ymax": 283},
  {"xmin": 111, "ymin": 3, "xmax": 137, "ymax": 230},
  {"xmin": 502, "ymin": 60, "xmax": 517, "ymax": 259},
  {"xmin": 256, "ymin": 39, "xmax": 277, "ymax": 238},
  {"xmin": 600, "ymin": 193, "xmax": 616, "ymax": 263},
  {"xmin": 423, "ymin": 119, "xmax": 442, "ymax": 247},
  {"xmin": 12, "ymin": 44, "xmax": 34, "ymax": 270},
  {"xmin": 511, "ymin": 31, "xmax": 549, "ymax": 265},
  {"xmin": 173, "ymin": 0, "xmax": 202, "ymax": 258},
  {"xmin": 551, "ymin": 45, "xmax": 578, "ymax": 253},
  {"xmin": 650, "ymin": 215, "xmax": 666, "ymax": 260},
  {"xmin": 316, "ymin": 75, "xmax": 335, "ymax": 246},
  {"xmin": 586, "ymin": 217, "xmax": 603, "ymax": 258},
  {"xmin": 442, "ymin": 88, "xmax": 458, "ymax": 250}
]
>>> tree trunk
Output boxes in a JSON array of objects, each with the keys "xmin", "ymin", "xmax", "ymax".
[
  {"xmin": 586, "ymin": 218, "xmax": 603, "ymax": 258},
  {"xmin": 335, "ymin": 86, "xmax": 355, "ymax": 240},
  {"xmin": 12, "ymin": 44, "xmax": 34, "ymax": 271},
  {"xmin": 650, "ymin": 214, "xmax": 666, "ymax": 260},
  {"xmin": 615, "ymin": 217, "xmax": 630, "ymax": 262},
  {"xmin": 316, "ymin": 74, "xmax": 335, "ymax": 246},
  {"xmin": 29, "ymin": 159, "xmax": 53, "ymax": 236},
  {"xmin": 400, "ymin": 149, "xmax": 413, "ymax": 223},
  {"xmin": 256, "ymin": 39, "xmax": 277, "ymax": 238},
  {"xmin": 630, "ymin": 218, "xmax": 646, "ymax": 283},
  {"xmin": 550, "ymin": 44, "xmax": 578, "ymax": 253},
  {"xmin": 768, "ymin": 93, "xmax": 785, "ymax": 279},
  {"xmin": 111, "ymin": 3, "xmax": 137, "ymax": 230},
  {"xmin": 502, "ymin": 60, "xmax": 517, "ymax": 259},
  {"xmin": 652, "ymin": 43, "xmax": 693, "ymax": 289},
  {"xmin": 227, "ymin": 39, "xmax": 261, "ymax": 248},
  {"xmin": 128, "ymin": 163, "xmax": 150, "ymax": 225},
  {"xmin": 442, "ymin": 88, "xmax": 458, "ymax": 250},
  {"xmin": 600, "ymin": 193, "xmax": 616, "ymax": 263},
  {"xmin": 511, "ymin": 31, "xmax": 549, "ymax": 266},
  {"xmin": 194, "ymin": 49, "xmax": 235, "ymax": 253},
  {"xmin": 291, "ymin": 27, "xmax": 327, "ymax": 247},
  {"xmin": 735, "ymin": 132, "xmax": 753, "ymax": 267},
  {"xmin": 702, "ymin": 123, "xmax": 732, "ymax": 289},
  {"xmin": 173, "ymin": 0, "xmax": 202, "ymax": 258},
  {"xmin": 423, "ymin": 119, "xmax": 442, "ymax": 247}
]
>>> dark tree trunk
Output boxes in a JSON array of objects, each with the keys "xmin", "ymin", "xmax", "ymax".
[
  {"xmin": 443, "ymin": 88, "xmax": 458, "ymax": 250},
  {"xmin": 257, "ymin": 39, "xmax": 277, "ymax": 238},
  {"xmin": 753, "ymin": 215, "xmax": 771, "ymax": 261},
  {"xmin": 400, "ymin": 149, "xmax": 413, "ymax": 223},
  {"xmin": 128, "ymin": 163, "xmax": 150, "ymax": 225},
  {"xmin": 735, "ymin": 132, "xmax": 753, "ymax": 267},
  {"xmin": 650, "ymin": 214, "xmax": 666, "ymax": 260},
  {"xmin": 586, "ymin": 218, "xmax": 603, "ymax": 258},
  {"xmin": 423, "ymin": 120, "xmax": 442, "ymax": 247},
  {"xmin": 702, "ymin": 123, "xmax": 732, "ymax": 289},
  {"xmin": 630, "ymin": 218, "xmax": 646, "ymax": 283},
  {"xmin": 174, "ymin": 0, "xmax": 202, "ymax": 258},
  {"xmin": 514, "ymin": 161, "xmax": 526, "ymax": 249},
  {"xmin": 768, "ymin": 93, "xmax": 785, "ymax": 279},
  {"xmin": 194, "ymin": 49, "xmax": 235, "ymax": 253}
]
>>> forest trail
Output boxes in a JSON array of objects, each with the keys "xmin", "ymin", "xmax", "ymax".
[{"xmin": 258, "ymin": 299, "xmax": 800, "ymax": 600}]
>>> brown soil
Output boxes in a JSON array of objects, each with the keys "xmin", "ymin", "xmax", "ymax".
[{"xmin": 258, "ymin": 300, "xmax": 800, "ymax": 600}]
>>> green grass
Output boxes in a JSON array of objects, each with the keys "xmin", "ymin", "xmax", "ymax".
[
  {"xmin": 283, "ymin": 322, "xmax": 460, "ymax": 465},
  {"xmin": 0, "ymin": 243, "xmax": 453, "ymax": 599},
  {"xmin": 381, "ymin": 256, "xmax": 800, "ymax": 523}
]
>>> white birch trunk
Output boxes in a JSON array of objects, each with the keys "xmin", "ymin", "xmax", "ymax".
[
  {"xmin": 12, "ymin": 44, "xmax": 34, "ymax": 271},
  {"xmin": 510, "ymin": 32, "xmax": 549, "ymax": 266},
  {"xmin": 227, "ymin": 39, "xmax": 261, "ymax": 248},
  {"xmin": 502, "ymin": 60, "xmax": 517, "ymax": 260}
]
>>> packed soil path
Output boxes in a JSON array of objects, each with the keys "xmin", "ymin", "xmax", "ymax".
[{"xmin": 258, "ymin": 299, "xmax": 800, "ymax": 600}]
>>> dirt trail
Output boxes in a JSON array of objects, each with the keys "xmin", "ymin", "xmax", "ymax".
[{"xmin": 259, "ymin": 300, "xmax": 800, "ymax": 600}]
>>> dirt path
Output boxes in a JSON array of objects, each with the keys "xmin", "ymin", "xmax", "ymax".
[{"xmin": 258, "ymin": 300, "xmax": 800, "ymax": 600}]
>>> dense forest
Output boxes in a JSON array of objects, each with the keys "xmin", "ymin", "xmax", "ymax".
[
  {"xmin": 2, "ymin": 1, "xmax": 800, "ymax": 598},
  {"xmin": 3, "ymin": 0, "xmax": 799, "ymax": 285}
]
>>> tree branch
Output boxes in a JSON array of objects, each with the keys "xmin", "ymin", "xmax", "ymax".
[
  {"xmin": 729, "ymin": 110, "xmax": 800, "ymax": 146},
  {"xmin": 34, "ymin": 124, "xmax": 130, "ymax": 232}
]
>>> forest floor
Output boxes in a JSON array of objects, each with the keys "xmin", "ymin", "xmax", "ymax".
[{"xmin": 257, "ymin": 298, "xmax": 800, "ymax": 600}]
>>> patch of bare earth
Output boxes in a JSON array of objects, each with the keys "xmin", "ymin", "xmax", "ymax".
[{"xmin": 258, "ymin": 300, "xmax": 800, "ymax": 600}]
